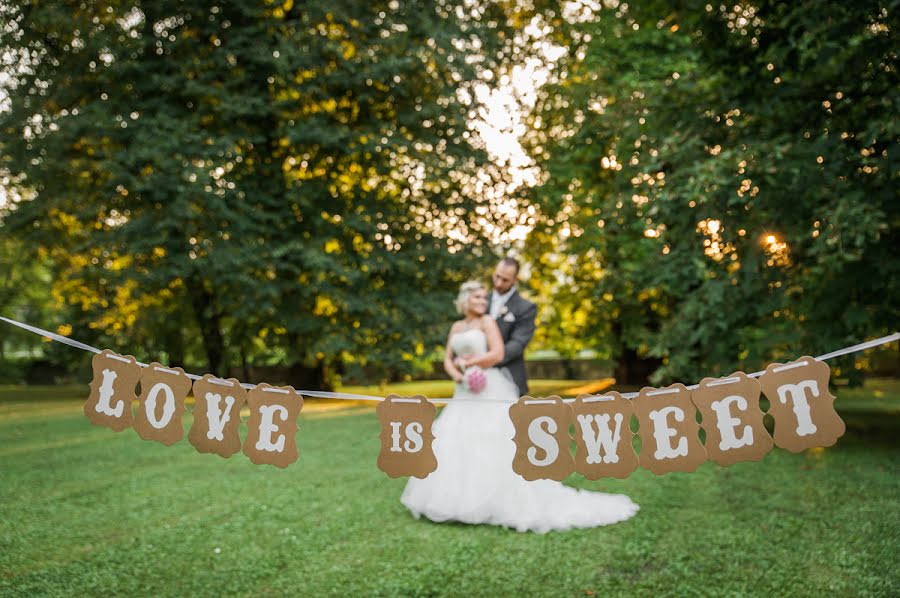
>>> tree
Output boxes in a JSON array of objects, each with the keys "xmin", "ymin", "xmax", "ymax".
[
  {"xmin": 1, "ymin": 1, "xmax": 554, "ymax": 385},
  {"xmin": 525, "ymin": 1, "xmax": 898, "ymax": 383}
]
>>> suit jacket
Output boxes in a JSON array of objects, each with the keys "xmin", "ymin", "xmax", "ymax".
[{"xmin": 488, "ymin": 290, "xmax": 537, "ymax": 396}]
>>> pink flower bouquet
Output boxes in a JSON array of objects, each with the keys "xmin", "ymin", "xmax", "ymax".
[{"xmin": 463, "ymin": 366, "xmax": 487, "ymax": 394}]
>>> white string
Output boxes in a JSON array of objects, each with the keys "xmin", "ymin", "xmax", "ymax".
[
  {"xmin": 772, "ymin": 361, "xmax": 810, "ymax": 373},
  {"xmin": 2, "ymin": 315, "xmax": 897, "ymax": 405},
  {"xmin": 0, "ymin": 316, "xmax": 103, "ymax": 355},
  {"xmin": 581, "ymin": 395, "xmax": 616, "ymax": 403}
]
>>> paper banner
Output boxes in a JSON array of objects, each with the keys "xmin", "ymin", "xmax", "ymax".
[
  {"xmin": 133, "ymin": 363, "xmax": 192, "ymax": 445},
  {"xmin": 632, "ymin": 383, "xmax": 707, "ymax": 475},
  {"xmin": 84, "ymin": 349, "xmax": 142, "ymax": 432},
  {"xmin": 572, "ymin": 392, "xmax": 639, "ymax": 479},
  {"xmin": 376, "ymin": 394, "xmax": 438, "ymax": 478},
  {"xmin": 509, "ymin": 395, "xmax": 575, "ymax": 481},
  {"xmin": 759, "ymin": 356, "xmax": 845, "ymax": 453},
  {"xmin": 188, "ymin": 374, "xmax": 248, "ymax": 458},
  {"xmin": 692, "ymin": 372, "xmax": 773, "ymax": 467},
  {"xmin": 242, "ymin": 383, "xmax": 303, "ymax": 468}
]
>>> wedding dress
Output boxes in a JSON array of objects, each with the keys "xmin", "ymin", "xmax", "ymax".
[{"xmin": 401, "ymin": 328, "xmax": 639, "ymax": 533}]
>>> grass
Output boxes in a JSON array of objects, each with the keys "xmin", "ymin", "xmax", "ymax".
[{"xmin": 0, "ymin": 378, "xmax": 898, "ymax": 596}]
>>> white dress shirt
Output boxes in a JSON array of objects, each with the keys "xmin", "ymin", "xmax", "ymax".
[{"xmin": 490, "ymin": 287, "xmax": 516, "ymax": 319}]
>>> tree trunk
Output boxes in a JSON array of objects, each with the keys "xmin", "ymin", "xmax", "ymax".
[
  {"xmin": 186, "ymin": 277, "xmax": 226, "ymax": 376},
  {"xmin": 611, "ymin": 321, "xmax": 662, "ymax": 386},
  {"xmin": 614, "ymin": 346, "xmax": 664, "ymax": 386},
  {"xmin": 240, "ymin": 346, "xmax": 251, "ymax": 382},
  {"xmin": 165, "ymin": 320, "xmax": 186, "ymax": 370},
  {"xmin": 287, "ymin": 360, "xmax": 331, "ymax": 391}
]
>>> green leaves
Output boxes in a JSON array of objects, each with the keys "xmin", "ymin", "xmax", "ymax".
[
  {"xmin": 527, "ymin": 1, "xmax": 898, "ymax": 383},
  {"xmin": 0, "ymin": 0, "xmax": 531, "ymax": 382}
]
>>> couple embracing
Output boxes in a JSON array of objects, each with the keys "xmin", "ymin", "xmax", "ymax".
[{"xmin": 401, "ymin": 258, "xmax": 639, "ymax": 534}]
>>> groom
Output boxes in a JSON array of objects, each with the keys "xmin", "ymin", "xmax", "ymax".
[{"xmin": 487, "ymin": 257, "xmax": 537, "ymax": 396}]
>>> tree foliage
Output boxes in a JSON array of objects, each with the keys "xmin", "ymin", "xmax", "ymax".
[
  {"xmin": 526, "ymin": 1, "xmax": 898, "ymax": 383},
  {"xmin": 0, "ymin": 0, "xmax": 555, "ymax": 384}
]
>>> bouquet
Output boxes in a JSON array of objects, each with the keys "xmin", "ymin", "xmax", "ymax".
[{"xmin": 462, "ymin": 366, "xmax": 487, "ymax": 394}]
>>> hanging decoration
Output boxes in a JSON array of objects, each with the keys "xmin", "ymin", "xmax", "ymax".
[
  {"xmin": 84, "ymin": 350, "xmax": 142, "ymax": 433},
  {"xmin": 133, "ymin": 363, "xmax": 192, "ymax": 446},
  {"xmin": 1, "ymin": 316, "xmax": 895, "ymax": 477},
  {"xmin": 242, "ymin": 383, "xmax": 303, "ymax": 468},
  {"xmin": 758, "ymin": 356, "xmax": 845, "ymax": 453},
  {"xmin": 188, "ymin": 374, "xmax": 248, "ymax": 458},
  {"xmin": 631, "ymin": 383, "xmax": 707, "ymax": 475},
  {"xmin": 691, "ymin": 372, "xmax": 773, "ymax": 467},
  {"xmin": 376, "ymin": 395, "xmax": 438, "ymax": 478},
  {"xmin": 571, "ymin": 392, "xmax": 640, "ymax": 480},
  {"xmin": 509, "ymin": 395, "xmax": 576, "ymax": 481}
]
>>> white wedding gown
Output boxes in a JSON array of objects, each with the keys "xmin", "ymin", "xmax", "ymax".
[{"xmin": 401, "ymin": 328, "xmax": 639, "ymax": 533}]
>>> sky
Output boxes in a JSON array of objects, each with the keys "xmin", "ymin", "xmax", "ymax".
[
  {"xmin": 472, "ymin": 57, "xmax": 551, "ymax": 190},
  {"xmin": 467, "ymin": 21, "xmax": 568, "ymax": 243}
]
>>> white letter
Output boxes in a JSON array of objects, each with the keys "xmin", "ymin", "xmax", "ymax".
[
  {"xmin": 526, "ymin": 415, "xmax": 559, "ymax": 467},
  {"xmin": 95, "ymin": 368, "xmax": 124, "ymax": 418},
  {"xmin": 710, "ymin": 395, "xmax": 754, "ymax": 451},
  {"xmin": 403, "ymin": 422, "xmax": 424, "ymax": 453},
  {"xmin": 577, "ymin": 413, "xmax": 624, "ymax": 464},
  {"xmin": 389, "ymin": 421, "xmax": 403, "ymax": 452},
  {"xmin": 255, "ymin": 404, "xmax": 288, "ymax": 452},
  {"xmin": 145, "ymin": 382, "xmax": 176, "ymax": 429},
  {"xmin": 648, "ymin": 406, "xmax": 688, "ymax": 460},
  {"xmin": 776, "ymin": 380, "xmax": 818, "ymax": 436},
  {"xmin": 204, "ymin": 392, "xmax": 236, "ymax": 441}
]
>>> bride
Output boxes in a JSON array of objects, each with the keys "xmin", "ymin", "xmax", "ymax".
[{"xmin": 401, "ymin": 280, "xmax": 639, "ymax": 533}]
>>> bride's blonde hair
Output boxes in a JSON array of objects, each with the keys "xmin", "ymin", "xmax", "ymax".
[{"xmin": 455, "ymin": 280, "xmax": 485, "ymax": 315}]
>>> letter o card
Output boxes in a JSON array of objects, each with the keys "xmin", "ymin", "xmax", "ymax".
[
  {"xmin": 376, "ymin": 395, "xmax": 437, "ymax": 479},
  {"xmin": 692, "ymin": 372, "xmax": 773, "ymax": 467},
  {"xmin": 85, "ymin": 349, "xmax": 142, "ymax": 432},
  {"xmin": 188, "ymin": 375, "xmax": 248, "ymax": 458},
  {"xmin": 632, "ymin": 384, "xmax": 706, "ymax": 475},
  {"xmin": 572, "ymin": 392, "xmax": 639, "ymax": 479},
  {"xmin": 759, "ymin": 356, "xmax": 844, "ymax": 453},
  {"xmin": 242, "ymin": 383, "xmax": 303, "ymax": 468},
  {"xmin": 509, "ymin": 395, "xmax": 575, "ymax": 481},
  {"xmin": 134, "ymin": 363, "xmax": 192, "ymax": 445}
]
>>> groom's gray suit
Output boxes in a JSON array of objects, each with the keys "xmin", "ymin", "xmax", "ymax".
[{"xmin": 488, "ymin": 290, "xmax": 537, "ymax": 396}]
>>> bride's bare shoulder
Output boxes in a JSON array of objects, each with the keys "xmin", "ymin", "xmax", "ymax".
[
  {"xmin": 479, "ymin": 315, "xmax": 499, "ymax": 330},
  {"xmin": 449, "ymin": 320, "xmax": 466, "ymax": 334}
]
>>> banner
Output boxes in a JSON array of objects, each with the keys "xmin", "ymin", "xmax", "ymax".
[
  {"xmin": 80, "ymin": 349, "xmax": 848, "ymax": 479},
  {"xmin": 509, "ymin": 395, "xmax": 576, "ymax": 481},
  {"xmin": 632, "ymin": 383, "xmax": 707, "ymax": 475},
  {"xmin": 188, "ymin": 374, "xmax": 247, "ymax": 458},
  {"xmin": 507, "ymin": 361, "xmax": 844, "ymax": 480},
  {"xmin": 759, "ymin": 357, "xmax": 845, "ymax": 452},
  {"xmin": 376, "ymin": 395, "xmax": 437, "ymax": 478},
  {"xmin": 0, "ymin": 316, "xmax": 897, "ymax": 480},
  {"xmin": 692, "ymin": 371, "xmax": 772, "ymax": 466},
  {"xmin": 571, "ymin": 391, "xmax": 639, "ymax": 479},
  {"xmin": 242, "ymin": 383, "xmax": 303, "ymax": 468}
]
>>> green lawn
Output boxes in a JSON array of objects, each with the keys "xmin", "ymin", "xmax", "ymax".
[{"xmin": 1, "ymin": 379, "xmax": 898, "ymax": 596}]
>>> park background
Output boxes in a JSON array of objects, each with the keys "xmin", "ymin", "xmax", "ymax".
[{"xmin": 0, "ymin": 1, "xmax": 897, "ymax": 596}]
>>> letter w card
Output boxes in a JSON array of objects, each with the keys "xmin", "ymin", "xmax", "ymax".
[{"xmin": 572, "ymin": 392, "xmax": 639, "ymax": 479}]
